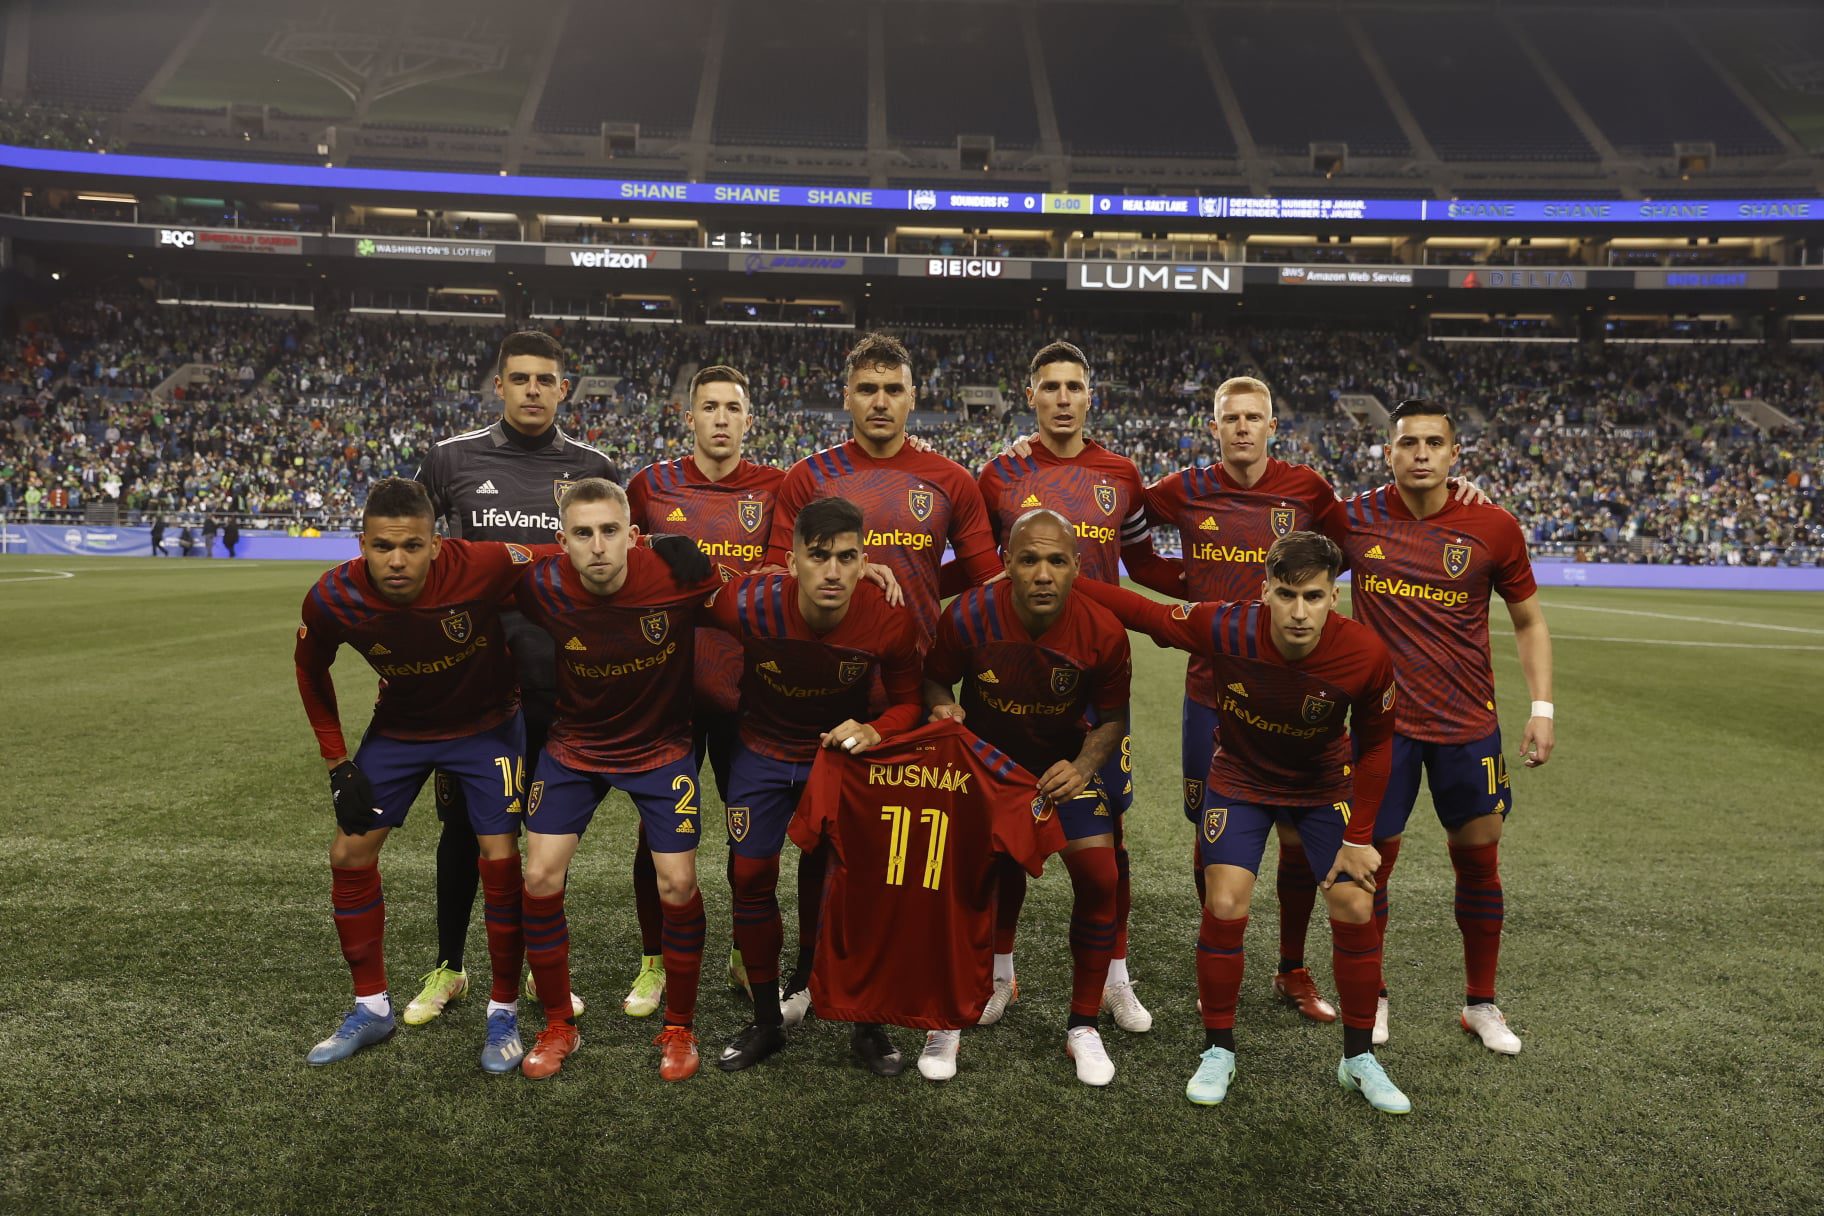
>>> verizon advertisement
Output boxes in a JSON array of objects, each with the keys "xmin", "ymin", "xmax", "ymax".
[
  {"xmin": 155, "ymin": 228, "xmax": 302, "ymax": 255},
  {"xmin": 1069, "ymin": 262, "xmax": 1241, "ymax": 294},
  {"xmin": 544, "ymin": 246, "xmax": 682, "ymax": 270}
]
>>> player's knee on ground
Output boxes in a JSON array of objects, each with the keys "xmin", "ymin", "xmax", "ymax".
[{"xmin": 1324, "ymin": 882, "xmax": 1374, "ymax": 924}]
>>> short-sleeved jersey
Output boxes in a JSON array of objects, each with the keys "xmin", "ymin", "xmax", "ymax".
[
  {"xmin": 1145, "ymin": 459, "xmax": 1349, "ymax": 707},
  {"xmin": 977, "ymin": 440, "xmax": 1153, "ymax": 585},
  {"xmin": 416, "ymin": 421, "xmax": 618, "ymax": 543},
  {"xmin": 1342, "ymin": 485, "xmax": 1538, "ymax": 744},
  {"xmin": 515, "ymin": 546, "xmax": 719, "ymax": 773},
  {"xmin": 1075, "ymin": 579, "xmax": 1396, "ymax": 843},
  {"xmin": 787, "ymin": 719, "xmax": 1065, "ymax": 1030},
  {"xmin": 703, "ymin": 573, "xmax": 924, "ymax": 763},
  {"xmin": 294, "ymin": 538, "xmax": 534, "ymax": 758},
  {"xmin": 767, "ymin": 439, "xmax": 1000, "ymax": 641},
  {"xmin": 627, "ymin": 456, "xmax": 785, "ymax": 716},
  {"xmin": 925, "ymin": 583, "xmax": 1131, "ymax": 777}
]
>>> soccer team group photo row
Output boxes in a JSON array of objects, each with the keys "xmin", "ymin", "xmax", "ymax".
[{"xmin": 295, "ymin": 329, "xmax": 1556, "ymax": 1112}]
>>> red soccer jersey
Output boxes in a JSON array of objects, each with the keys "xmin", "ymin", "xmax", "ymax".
[
  {"xmin": 787, "ymin": 719, "xmax": 1066, "ymax": 1030},
  {"xmin": 515, "ymin": 546, "xmax": 720, "ymax": 773},
  {"xmin": 1341, "ymin": 485, "xmax": 1538, "ymax": 744},
  {"xmin": 294, "ymin": 538, "xmax": 534, "ymax": 758},
  {"xmin": 703, "ymin": 573, "xmax": 925, "ymax": 763},
  {"xmin": 925, "ymin": 582, "xmax": 1131, "ymax": 778},
  {"xmin": 977, "ymin": 439, "xmax": 1169, "ymax": 586},
  {"xmin": 627, "ymin": 456, "xmax": 785, "ymax": 716},
  {"xmin": 767, "ymin": 439, "xmax": 1001, "ymax": 642},
  {"xmin": 1145, "ymin": 459, "xmax": 1349, "ymax": 707},
  {"xmin": 1076, "ymin": 579, "xmax": 1396, "ymax": 844}
]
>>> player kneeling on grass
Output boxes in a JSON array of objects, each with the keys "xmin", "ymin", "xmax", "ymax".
[
  {"xmin": 1075, "ymin": 532, "xmax": 1412, "ymax": 1114},
  {"xmin": 922, "ymin": 509, "xmax": 1132, "ymax": 1086},
  {"xmin": 293, "ymin": 477, "xmax": 537, "ymax": 1072}
]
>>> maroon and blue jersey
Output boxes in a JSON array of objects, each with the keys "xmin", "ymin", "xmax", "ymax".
[
  {"xmin": 977, "ymin": 440, "xmax": 1169, "ymax": 587},
  {"xmin": 1341, "ymin": 485, "xmax": 1538, "ymax": 744}
]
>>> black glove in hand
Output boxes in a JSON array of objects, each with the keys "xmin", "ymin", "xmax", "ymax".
[
  {"xmin": 328, "ymin": 761, "xmax": 378, "ymax": 836},
  {"xmin": 650, "ymin": 533, "xmax": 712, "ymax": 585}
]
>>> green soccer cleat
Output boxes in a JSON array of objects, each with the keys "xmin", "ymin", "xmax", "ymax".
[
  {"xmin": 525, "ymin": 971, "xmax": 587, "ymax": 1019},
  {"xmin": 1185, "ymin": 1046, "xmax": 1237, "ymax": 1105},
  {"xmin": 622, "ymin": 956, "xmax": 666, "ymax": 1018},
  {"xmin": 402, "ymin": 964, "xmax": 467, "ymax": 1026},
  {"xmin": 727, "ymin": 947, "xmax": 750, "ymax": 996},
  {"xmin": 1339, "ymin": 1052, "xmax": 1412, "ymax": 1115}
]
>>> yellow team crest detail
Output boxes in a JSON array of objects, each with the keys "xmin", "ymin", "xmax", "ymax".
[
  {"xmin": 1270, "ymin": 507, "xmax": 1295, "ymax": 538},
  {"xmin": 908, "ymin": 488, "xmax": 935, "ymax": 523},
  {"xmin": 839, "ymin": 660, "xmax": 868, "ymax": 685},
  {"xmin": 505, "ymin": 543, "xmax": 533, "ymax": 565},
  {"xmin": 1171, "ymin": 602, "xmax": 1194, "ymax": 620},
  {"xmin": 738, "ymin": 498, "xmax": 764, "ymax": 534},
  {"xmin": 1183, "ymin": 779, "xmax": 1205, "ymax": 813},
  {"xmin": 527, "ymin": 780, "xmax": 544, "ymax": 817},
  {"xmin": 726, "ymin": 805, "xmax": 751, "ymax": 842},
  {"xmin": 1050, "ymin": 667, "xmax": 1081, "ymax": 697},
  {"xmin": 1203, "ymin": 805, "xmax": 1228, "ymax": 845},
  {"xmin": 1382, "ymin": 682, "xmax": 1397, "ymax": 712},
  {"xmin": 1302, "ymin": 694, "xmax": 1336, "ymax": 724},
  {"xmin": 1443, "ymin": 543, "xmax": 1472, "ymax": 579},
  {"xmin": 552, "ymin": 479, "xmax": 578, "ymax": 507},
  {"xmin": 1094, "ymin": 484, "xmax": 1118, "ymax": 516},
  {"xmin": 1031, "ymin": 796, "xmax": 1055, "ymax": 824},
  {"xmin": 640, "ymin": 612, "xmax": 669, "ymax": 646},
  {"xmin": 440, "ymin": 612, "xmax": 473, "ymax": 644}
]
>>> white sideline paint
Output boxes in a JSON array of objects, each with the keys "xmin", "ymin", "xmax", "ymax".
[
  {"xmin": 1494, "ymin": 626, "xmax": 1824, "ymax": 652},
  {"xmin": 0, "ymin": 569, "xmax": 76, "ymax": 584},
  {"xmin": 1539, "ymin": 599, "xmax": 1824, "ymax": 636}
]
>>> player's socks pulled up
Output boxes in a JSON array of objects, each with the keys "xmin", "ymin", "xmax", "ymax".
[
  {"xmin": 1449, "ymin": 841, "xmax": 1503, "ymax": 1003},
  {"xmin": 477, "ymin": 855, "xmax": 525, "ymax": 1004},
  {"xmin": 1276, "ymin": 838, "xmax": 1318, "ymax": 968},
  {"xmin": 433, "ymin": 812, "xmax": 479, "ymax": 972},
  {"xmin": 993, "ymin": 859, "xmax": 1028, "ymax": 956},
  {"xmin": 1373, "ymin": 835, "xmax": 1402, "ymax": 943},
  {"xmin": 522, "ymin": 888, "xmax": 574, "ymax": 1025},
  {"xmin": 1196, "ymin": 910, "xmax": 1248, "ymax": 1031},
  {"xmin": 730, "ymin": 854, "xmax": 783, "ymax": 987},
  {"xmin": 796, "ymin": 844, "xmax": 829, "ymax": 953},
  {"xmin": 1063, "ymin": 847, "xmax": 1119, "ymax": 1021},
  {"xmin": 632, "ymin": 824, "xmax": 662, "ymax": 957},
  {"xmin": 330, "ymin": 863, "xmax": 387, "ymax": 997},
  {"xmin": 1330, "ymin": 917, "xmax": 1383, "ymax": 1044},
  {"xmin": 659, "ymin": 890, "xmax": 706, "ymax": 1027}
]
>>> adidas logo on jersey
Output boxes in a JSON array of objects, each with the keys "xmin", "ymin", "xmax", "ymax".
[
  {"xmin": 667, "ymin": 507, "xmax": 688, "ymax": 522},
  {"xmin": 477, "ymin": 480, "xmax": 499, "ymax": 495},
  {"xmin": 1227, "ymin": 681, "xmax": 1247, "ymax": 696},
  {"xmin": 368, "ymin": 643, "xmax": 391, "ymax": 656},
  {"xmin": 978, "ymin": 670, "xmax": 1000, "ymax": 684},
  {"xmin": 1020, "ymin": 494, "xmax": 1042, "ymax": 508},
  {"xmin": 1364, "ymin": 544, "xmax": 1386, "ymax": 560},
  {"xmin": 1198, "ymin": 517, "xmax": 1219, "ymax": 531},
  {"xmin": 760, "ymin": 660, "xmax": 782, "ymax": 673},
  {"xmin": 565, "ymin": 636, "xmax": 586, "ymax": 652}
]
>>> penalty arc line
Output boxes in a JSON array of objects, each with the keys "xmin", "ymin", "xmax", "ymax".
[{"xmin": 0, "ymin": 569, "xmax": 76, "ymax": 584}]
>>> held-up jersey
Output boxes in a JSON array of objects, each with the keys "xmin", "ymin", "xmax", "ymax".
[
  {"xmin": 1075, "ymin": 579, "xmax": 1395, "ymax": 843},
  {"xmin": 514, "ymin": 546, "xmax": 721, "ymax": 773},
  {"xmin": 1341, "ymin": 486, "xmax": 1538, "ymax": 744},
  {"xmin": 294, "ymin": 539, "xmax": 535, "ymax": 758},
  {"xmin": 977, "ymin": 440, "xmax": 1175, "ymax": 587},
  {"xmin": 1145, "ymin": 459, "xmax": 1349, "ymax": 707},
  {"xmin": 416, "ymin": 421, "xmax": 617, "ymax": 543},
  {"xmin": 925, "ymin": 583, "xmax": 1131, "ymax": 778},
  {"xmin": 627, "ymin": 456, "xmax": 785, "ymax": 716},
  {"xmin": 767, "ymin": 439, "xmax": 1001, "ymax": 641},
  {"xmin": 787, "ymin": 720, "xmax": 1066, "ymax": 1029},
  {"xmin": 702, "ymin": 574, "xmax": 925, "ymax": 763}
]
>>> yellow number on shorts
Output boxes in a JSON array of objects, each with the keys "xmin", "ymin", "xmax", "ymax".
[
  {"xmin": 1333, "ymin": 800, "xmax": 1352, "ymax": 825},
  {"xmin": 1480, "ymin": 756, "xmax": 1510, "ymax": 796},
  {"xmin": 494, "ymin": 756, "xmax": 525, "ymax": 796},
  {"xmin": 1120, "ymin": 734, "xmax": 1132, "ymax": 775},
  {"xmin": 671, "ymin": 773, "xmax": 699, "ymax": 815}
]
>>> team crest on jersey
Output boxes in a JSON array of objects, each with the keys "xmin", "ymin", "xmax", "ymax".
[
  {"xmin": 908, "ymin": 488, "xmax": 934, "ymax": 523},
  {"xmin": 738, "ymin": 498, "xmax": 764, "ymax": 534},
  {"xmin": 1050, "ymin": 667, "xmax": 1081, "ymax": 697},
  {"xmin": 1094, "ymin": 484, "xmax": 1118, "ymax": 516},
  {"xmin": 505, "ymin": 543, "xmax": 532, "ymax": 565},
  {"xmin": 1171, "ymin": 602, "xmax": 1193, "ymax": 620},
  {"xmin": 1203, "ymin": 805, "xmax": 1227, "ymax": 844},
  {"xmin": 1270, "ymin": 507, "xmax": 1295, "ymax": 537},
  {"xmin": 527, "ymin": 780, "xmax": 544, "ymax": 817},
  {"xmin": 440, "ymin": 612, "xmax": 473, "ymax": 644},
  {"xmin": 640, "ymin": 612, "xmax": 669, "ymax": 646},
  {"xmin": 839, "ymin": 660, "xmax": 868, "ymax": 685},
  {"xmin": 726, "ymin": 805, "xmax": 751, "ymax": 842},
  {"xmin": 1301, "ymin": 694, "xmax": 1336, "ymax": 724},
  {"xmin": 552, "ymin": 479, "xmax": 578, "ymax": 507},
  {"xmin": 1442, "ymin": 543, "xmax": 1472, "ymax": 579},
  {"xmin": 1382, "ymin": 682, "xmax": 1397, "ymax": 712},
  {"xmin": 1183, "ymin": 779, "xmax": 1204, "ymax": 813},
  {"xmin": 1031, "ymin": 796, "xmax": 1055, "ymax": 824}
]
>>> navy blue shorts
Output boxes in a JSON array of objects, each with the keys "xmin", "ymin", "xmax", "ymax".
[
  {"xmin": 1085, "ymin": 704, "xmax": 1134, "ymax": 818},
  {"xmin": 1195, "ymin": 785, "xmax": 1352, "ymax": 880},
  {"xmin": 722, "ymin": 741, "xmax": 815, "ymax": 859},
  {"xmin": 354, "ymin": 714, "xmax": 526, "ymax": 836},
  {"xmin": 1181, "ymin": 697, "xmax": 1221, "ymax": 823},
  {"xmin": 1055, "ymin": 783, "xmax": 1118, "ymax": 842},
  {"xmin": 525, "ymin": 750, "xmax": 702, "ymax": 851},
  {"xmin": 1376, "ymin": 730, "xmax": 1511, "ymax": 841}
]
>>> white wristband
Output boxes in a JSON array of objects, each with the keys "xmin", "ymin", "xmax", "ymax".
[
  {"xmin": 1340, "ymin": 840, "xmax": 1372, "ymax": 849},
  {"xmin": 1530, "ymin": 701, "xmax": 1555, "ymax": 720}
]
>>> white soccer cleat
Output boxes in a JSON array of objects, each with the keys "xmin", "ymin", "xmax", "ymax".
[
  {"xmin": 1373, "ymin": 996, "xmax": 1390, "ymax": 1046},
  {"xmin": 917, "ymin": 1029, "xmax": 961, "ymax": 1081},
  {"xmin": 1460, "ymin": 1003, "xmax": 1522, "ymax": 1055},
  {"xmin": 1101, "ymin": 980, "xmax": 1153, "ymax": 1033},
  {"xmin": 780, "ymin": 986, "xmax": 812, "ymax": 1030},
  {"xmin": 1066, "ymin": 1026, "xmax": 1115, "ymax": 1087},
  {"xmin": 977, "ymin": 977, "xmax": 1018, "ymax": 1026}
]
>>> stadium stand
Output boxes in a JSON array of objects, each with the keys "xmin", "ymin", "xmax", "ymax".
[
  {"xmin": 1212, "ymin": 8, "xmax": 1408, "ymax": 158},
  {"xmin": 533, "ymin": 0, "xmax": 711, "ymax": 139},
  {"xmin": 1684, "ymin": 8, "xmax": 1824, "ymax": 152},
  {"xmin": 712, "ymin": 0, "xmax": 868, "ymax": 148},
  {"xmin": 1039, "ymin": 5, "xmax": 1235, "ymax": 159},
  {"xmin": 885, "ymin": 2, "xmax": 1040, "ymax": 149},
  {"xmin": 26, "ymin": 0, "xmax": 209, "ymax": 111}
]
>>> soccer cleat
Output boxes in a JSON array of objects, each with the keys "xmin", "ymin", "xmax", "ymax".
[
  {"xmin": 1185, "ymin": 1046, "xmax": 1236, "ymax": 1105},
  {"xmin": 1066, "ymin": 1026, "xmax": 1115, "ymax": 1087},
  {"xmin": 1460, "ymin": 1003, "xmax": 1523, "ymax": 1055},
  {"xmin": 717, "ymin": 1022, "xmax": 788, "ymax": 1072},
  {"xmin": 918, "ymin": 1030, "xmax": 961, "ymax": 1082},
  {"xmin": 977, "ymin": 977, "xmax": 1019, "ymax": 1026},
  {"xmin": 622, "ymin": 957, "xmax": 665, "ymax": 1018},
  {"xmin": 306, "ymin": 1005, "xmax": 397, "ymax": 1066},
  {"xmin": 479, "ymin": 1009, "xmax": 525, "ymax": 1074},
  {"xmin": 402, "ymin": 964, "xmax": 467, "ymax": 1026},
  {"xmin": 1101, "ymin": 981, "xmax": 1153, "ymax": 1033},
  {"xmin": 1339, "ymin": 1052, "xmax": 1412, "ymax": 1114},
  {"xmin": 727, "ymin": 947, "xmax": 751, "ymax": 996},
  {"xmin": 780, "ymin": 986, "xmax": 813, "ymax": 1030},
  {"xmin": 654, "ymin": 1025, "xmax": 701, "ymax": 1082},
  {"xmin": 1373, "ymin": 996, "xmax": 1390, "ymax": 1046},
  {"xmin": 1272, "ymin": 967, "xmax": 1339, "ymax": 1023},
  {"xmin": 521, "ymin": 1023, "xmax": 581, "ymax": 1080},
  {"xmin": 850, "ymin": 1023, "xmax": 904, "ymax": 1077}
]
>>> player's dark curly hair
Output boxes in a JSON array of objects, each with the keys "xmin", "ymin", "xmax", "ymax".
[
  {"xmin": 842, "ymin": 332, "xmax": 912, "ymax": 384},
  {"xmin": 794, "ymin": 496, "xmax": 865, "ymax": 549},
  {"xmin": 495, "ymin": 329, "xmax": 565, "ymax": 376},
  {"xmin": 363, "ymin": 477, "xmax": 435, "ymax": 524},
  {"xmin": 1265, "ymin": 531, "xmax": 1344, "ymax": 585},
  {"xmin": 1029, "ymin": 340, "xmax": 1089, "ymax": 381}
]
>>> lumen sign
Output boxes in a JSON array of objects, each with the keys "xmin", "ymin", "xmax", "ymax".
[{"xmin": 1069, "ymin": 262, "xmax": 1240, "ymax": 293}]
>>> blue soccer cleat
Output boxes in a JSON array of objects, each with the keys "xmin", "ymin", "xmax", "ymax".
[
  {"xmin": 479, "ymin": 1009, "xmax": 525, "ymax": 1074},
  {"xmin": 306, "ymin": 1005, "xmax": 397, "ymax": 1066},
  {"xmin": 1338, "ymin": 1052, "xmax": 1412, "ymax": 1115},
  {"xmin": 1185, "ymin": 1046, "xmax": 1237, "ymax": 1105}
]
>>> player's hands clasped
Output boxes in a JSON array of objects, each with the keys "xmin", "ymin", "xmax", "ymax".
[
  {"xmin": 821, "ymin": 720, "xmax": 883, "ymax": 755},
  {"xmin": 328, "ymin": 760, "xmax": 379, "ymax": 836},
  {"xmin": 650, "ymin": 534, "xmax": 712, "ymax": 584},
  {"xmin": 1035, "ymin": 758, "xmax": 1093, "ymax": 804},
  {"xmin": 1521, "ymin": 716, "xmax": 1555, "ymax": 768},
  {"xmin": 1322, "ymin": 842, "xmax": 1381, "ymax": 893}
]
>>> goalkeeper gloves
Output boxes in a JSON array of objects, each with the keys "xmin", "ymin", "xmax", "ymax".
[
  {"xmin": 329, "ymin": 761, "xmax": 378, "ymax": 836},
  {"xmin": 650, "ymin": 533, "xmax": 712, "ymax": 585}
]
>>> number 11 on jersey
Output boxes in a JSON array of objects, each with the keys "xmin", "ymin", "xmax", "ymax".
[{"xmin": 881, "ymin": 805, "xmax": 951, "ymax": 890}]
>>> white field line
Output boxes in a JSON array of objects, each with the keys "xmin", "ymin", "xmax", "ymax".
[{"xmin": 1538, "ymin": 599, "xmax": 1824, "ymax": 636}]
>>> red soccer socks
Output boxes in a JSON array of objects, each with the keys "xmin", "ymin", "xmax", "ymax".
[
  {"xmin": 1063, "ymin": 847, "xmax": 1119, "ymax": 1022},
  {"xmin": 330, "ymin": 863, "xmax": 386, "ymax": 998}
]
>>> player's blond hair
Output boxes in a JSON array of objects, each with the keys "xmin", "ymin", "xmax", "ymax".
[
  {"xmin": 1213, "ymin": 375, "xmax": 1273, "ymax": 416},
  {"xmin": 557, "ymin": 477, "xmax": 628, "ymax": 523}
]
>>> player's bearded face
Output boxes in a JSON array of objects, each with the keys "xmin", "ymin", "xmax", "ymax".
[
  {"xmin": 688, "ymin": 387, "xmax": 751, "ymax": 459},
  {"xmin": 845, "ymin": 363, "xmax": 914, "ymax": 445},
  {"xmin": 496, "ymin": 355, "xmax": 570, "ymax": 436},
  {"xmin": 1387, "ymin": 416, "xmax": 1459, "ymax": 491},
  {"xmin": 790, "ymin": 532, "xmax": 866, "ymax": 612},
  {"xmin": 561, "ymin": 500, "xmax": 636, "ymax": 595},
  {"xmin": 1262, "ymin": 573, "xmax": 1338, "ymax": 656},
  {"xmin": 1007, "ymin": 527, "xmax": 1079, "ymax": 620},
  {"xmin": 1212, "ymin": 391, "xmax": 1276, "ymax": 470},
  {"xmin": 1029, "ymin": 362, "xmax": 1090, "ymax": 441},
  {"xmin": 360, "ymin": 516, "xmax": 441, "ymax": 604}
]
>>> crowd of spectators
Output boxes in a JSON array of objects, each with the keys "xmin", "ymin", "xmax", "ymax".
[{"xmin": 0, "ymin": 100, "xmax": 116, "ymax": 151}]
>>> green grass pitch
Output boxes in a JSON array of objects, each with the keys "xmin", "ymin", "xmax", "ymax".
[{"xmin": 2, "ymin": 555, "xmax": 1819, "ymax": 1215}]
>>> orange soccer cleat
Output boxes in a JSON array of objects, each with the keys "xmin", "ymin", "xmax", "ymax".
[
  {"xmin": 522, "ymin": 1023, "xmax": 581, "ymax": 1080},
  {"xmin": 655, "ymin": 1025, "xmax": 701, "ymax": 1082},
  {"xmin": 1272, "ymin": 967, "xmax": 1339, "ymax": 1023}
]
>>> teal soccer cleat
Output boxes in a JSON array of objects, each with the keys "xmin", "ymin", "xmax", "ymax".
[
  {"xmin": 1338, "ymin": 1052, "xmax": 1412, "ymax": 1115},
  {"xmin": 306, "ymin": 1006, "xmax": 397, "ymax": 1066},
  {"xmin": 1185, "ymin": 1046, "xmax": 1236, "ymax": 1105},
  {"xmin": 479, "ymin": 1009, "xmax": 525, "ymax": 1074}
]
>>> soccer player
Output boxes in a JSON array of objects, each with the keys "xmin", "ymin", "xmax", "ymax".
[
  {"xmin": 764, "ymin": 331, "xmax": 1002, "ymax": 1024},
  {"xmin": 923, "ymin": 509, "xmax": 1131, "ymax": 1085},
  {"xmin": 512, "ymin": 478, "xmax": 719, "ymax": 1082},
  {"xmin": 292, "ymin": 477, "xmax": 536, "ymax": 1072},
  {"xmin": 410, "ymin": 329, "xmax": 616, "ymax": 1028},
  {"xmin": 705, "ymin": 496, "xmax": 925, "ymax": 1075},
  {"xmin": 1074, "ymin": 532, "xmax": 1413, "ymax": 1114},
  {"xmin": 970, "ymin": 339, "xmax": 1181, "ymax": 1034},
  {"xmin": 1340, "ymin": 399, "xmax": 1555, "ymax": 1054}
]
